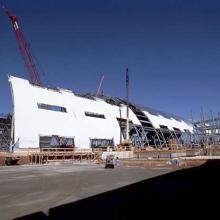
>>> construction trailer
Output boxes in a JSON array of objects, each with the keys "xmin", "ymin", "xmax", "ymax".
[{"xmin": 7, "ymin": 76, "xmax": 193, "ymax": 151}]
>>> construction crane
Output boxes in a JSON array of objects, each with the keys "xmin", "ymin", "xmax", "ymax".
[
  {"xmin": 121, "ymin": 68, "xmax": 131, "ymax": 146},
  {"xmin": 96, "ymin": 75, "xmax": 105, "ymax": 96},
  {"xmin": 1, "ymin": 5, "xmax": 42, "ymax": 85}
]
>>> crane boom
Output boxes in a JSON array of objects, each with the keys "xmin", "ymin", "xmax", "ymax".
[
  {"xmin": 96, "ymin": 75, "xmax": 105, "ymax": 96},
  {"xmin": 1, "ymin": 5, "xmax": 42, "ymax": 85}
]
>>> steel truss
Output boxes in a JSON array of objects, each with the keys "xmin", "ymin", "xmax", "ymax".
[
  {"xmin": 0, "ymin": 114, "xmax": 12, "ymax": 151},
  {"xmin": 117, "ymin": 102, "xmax": 188, "ymax": 148},
  {"xmin": 192, "ymin": 112, "xmax": 220, "ymax": 147}
]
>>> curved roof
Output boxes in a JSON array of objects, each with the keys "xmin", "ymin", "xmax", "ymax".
[
  {"xmin": 77, "ymin": 93, "xmax": 191, "ymax": 125},
  {"xmin": 137, "ymin": 105, "xmax": 190, "ymax": 124}
]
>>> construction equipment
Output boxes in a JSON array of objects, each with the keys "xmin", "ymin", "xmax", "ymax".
[
  {"xmin": 122, "ymin": 68, "xmax": 132, "ymax": 146},
  {"xmin": 1, "ymin": 5, "xmax": 42, "ymax": 85},
  {"xmin": 96, "ymin": 75, "xmax": 105, "ymax": 96},
  {"xmin": 105, "ymin": 154, "xmax": 115, "ymax": 168},
  {"xmin": 5, "ymin": 156, "xmax": 20, "ymax": 166}
]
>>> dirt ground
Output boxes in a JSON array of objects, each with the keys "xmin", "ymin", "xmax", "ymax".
[
  {"xmin": 0, "ymin": 163, "xmax": 173, "ymax": 220},
  {"xmin": 122, "ymin": 158, "xmax": 207, "ymax": 169}
]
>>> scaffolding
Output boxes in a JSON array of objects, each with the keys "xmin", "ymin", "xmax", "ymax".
[
  {"xmin": 192, "ymin": 111, "xmax": 220, "ymax": 147},
  {"xmin": 29, "ymin": 148, "xmax": 101, "ymax": 165},
  {"xmin": 0, "ymin": 114, "xmax": 12, "ymax": 151}
]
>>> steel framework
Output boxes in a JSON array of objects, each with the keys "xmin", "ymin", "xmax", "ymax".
[
  {"xmin": 117, "ymin": 100, "xmax": 189, "ymax": 148},
  {"xmin": 192, "ymin": 111, "xmax": 220, "ymax": 147},
  {"xmin": 0, "ymin": 114, "xmax": 12, "ymax": 151}
]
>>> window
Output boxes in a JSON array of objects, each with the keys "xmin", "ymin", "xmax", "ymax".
[
  {"xmin": 173, "ymin": 127, "xmax": 181, "ymax": 132},
  {"xmin": 37, "ymin": 103, "xmax": 67, "ymax": 113},
  {"xmin": 39, "ymin": 135, "xmax": 75, "ymax": 148},
  {"xmin": 85, "ymin": 112, "xmax": 105, "ymax": 119},
  {"xmin": 39, "ymin": 136, "xmax": 51, "ymax": 148},
  {"xmin": 160, "ymin": 125, "xmax": 168, "ymax": 129},
  {"xmin": 90, "ymin": 138, "xmax": 114, "ymax": 148},
  {"xmin": 50, "ymin": 136, "xmax": 75, "ymax": 148}
]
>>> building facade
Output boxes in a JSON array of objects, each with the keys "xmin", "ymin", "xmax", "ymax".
[{"xmin": 9, "ymin": 76, "xmax": 193, "ymax": 150}]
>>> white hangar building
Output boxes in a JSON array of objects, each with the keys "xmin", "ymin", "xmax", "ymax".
[{"xmin": 9, "ymin": 76, "xmax": 193, "ymax": 150}]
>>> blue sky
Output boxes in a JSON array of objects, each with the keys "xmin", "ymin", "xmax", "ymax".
[{"xmin": 1, "ymin": 0, "xmax": 220, "ymax": 120}]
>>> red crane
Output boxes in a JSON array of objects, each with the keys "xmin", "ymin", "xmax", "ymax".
[{"xmin": 1, "ymin": 5, "xmax": 42, "ymax": 85}]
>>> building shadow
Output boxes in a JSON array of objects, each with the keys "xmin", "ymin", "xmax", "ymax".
[{"xmin": 15, "ymin": 160, "xmax": 220, "ymax": 220}]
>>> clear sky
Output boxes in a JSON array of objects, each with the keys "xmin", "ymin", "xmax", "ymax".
[{"xmin": 0, "ymin": 0, "xmax": 220, "ymax": 120}]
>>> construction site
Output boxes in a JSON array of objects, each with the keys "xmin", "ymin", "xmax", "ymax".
[
  {"xmin": 1, "ymin": 3, "xmax": 220, "ymax": 220},
  {"xmin": 1, "ymin": 4, "xmax": 220, "ymax": 157}
]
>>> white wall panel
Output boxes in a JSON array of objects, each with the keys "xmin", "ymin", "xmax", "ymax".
[
  {"xmin": 9, "ymin": 76, "xmax": 193, "ymax": 149},
  {"xmin": 9, "ymin": 76, "xmax": 140, "ymax": 149}
]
